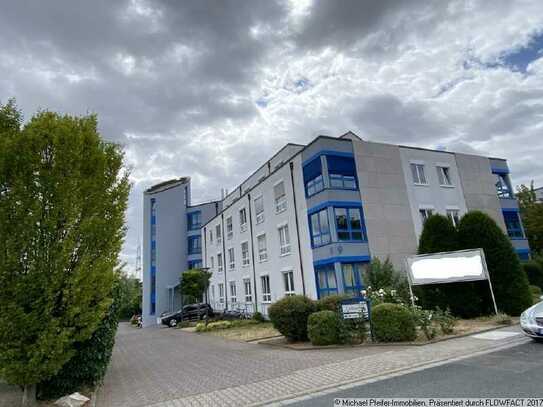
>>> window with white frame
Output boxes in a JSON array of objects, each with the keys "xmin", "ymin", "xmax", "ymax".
[
  {"xmin": 437, "ymin": 166, "xmax": 453, "ymax": 186},
  {"xmin": 257, "ymin": 234, "xmax": 267, "ymax": 262},
  {"xmin": 218, "ymin": 283, "xmax": 224, "ymax": 304},
  {"xmin": 217, "ymin": 253, "xmax": 223, "ymax": 272},
  {"xmin": 228, "ymin": 247, "xmax": 235, "ymax": 269},
  {"xmin": 243, "ymin": 278, "xmax": 252, "ymax": 302},
  {"xmin": 210, "ymin": 255, "xmax": 214, "ymax": 269},
  {"xmin": 226, "ymin": 216, "xmax": 233, "ymax": 239},
  {"xmin": 446, "ymin": 209, "xmax": 460, "ymax": 227},
  {"xmin": 255, "ymin": 195, "xmax": 264, "ymax": 224},
  {"xmin": 274, "ymin": 181, "xmax": 287, "ymax": 213},
  {"xmin": 278, "ymin": 224, "xmax": 291, "ymax": 255},
  {"xmin": 419, "ymin": 208, "xmax": 434, "ymax": 224},
  {"xmin": 229, "ymin": 281, "xmax": 237, "ymax": 304},
  {"xmin": 209, "ymin": 229, "xmax": 213, "ymax": 243},
  {"xmin": 283, "ymin": 270, "xmax": 295, "ymax": 296},
  {"xmin": 261, "ymin": 275, "xmax": 271, "ymax": 302},
  {"xmin": 216, "ymin": 224, "xmax": 221, "ymax": 244},
  {"xmin": 410, "ymin": 163, "xmax": 427, "ymax": 185},
  {"xmin": 211, "ymin": 285, "xmax": 215, "ymax": 301},
  {"xmin": 240, "ymin": 241, "xmax": 250, "ymax": 266},
  {"xmin": 239, "ymin": 207, "xmax": 247, "ymax": 232}
]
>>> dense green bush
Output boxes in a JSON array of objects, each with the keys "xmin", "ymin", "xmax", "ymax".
[
  {"xmin": 307, "ymin": 311, "xmax": 341, "ymax": 345},
  {"xmin": 530, "ymin": 285, "xmax": 542, "ymax": 303},
  {"xmin": 316, "ymin": 294, "xmax": 351, "ymax": 312},
  {"xmin": 523, "ymin": 261, "xmax": 543, "ymax": 290},
  {"xmin": 364, "ymin": 258, "xmax": 411, "ymax": 304},
  {"xmin": 252, "ymin": 311, "xmax": 265, "ymax": 322},
  {"xmin": 372, "ymin": 303, "xmax": 417, "ymax": 342},
  {"xmin": 434, "ymin": 308, "xmax": 456, "ymax": 335},
  {"xmin": 418, "ymin": 214, "xmax": 458, "ymax": 254},
  {"xmin": 268, "ymin": 295, "xmax": 316, "ymax": 342},
  {"xmin": 37, "ymin": 288, "xmax": 120, "ymax": 400},
  {"xmin": 458, "ymin": 211, "xmax": 532, "ymax": 316},
  {"xmin": 339, "ymin": 318, "xmax": 367, "ymax": 345}
]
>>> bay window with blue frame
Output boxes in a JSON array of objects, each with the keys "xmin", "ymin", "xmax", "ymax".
[
  {"xmin": 326, "ymin": 154, "xmax": 357, "ymax": 190},
  {"xmin": 188, "ymin": 235, "xmax": 201, "ymax": 254},
  {"xmin": 309, "ymin": 208, "xmax": 331, "ymax": 247},
  {"xmin": 187, "ymin": 211, "xmax": 201, "ymax": 231},
  {"xmin": 315, "ymin": 264, "xmax": 338, "ymax": 298},
  {"xmin": 188, "ymin": 259, "xmax": 203, "ymax": 269},
  {"xmin": 334, "ymin": 206, "xmax": 366, "ymax": 242},
  {"xmin": 341, "ymin": 263, "xmax": 368, "ymax": 296},
  {"xmin": 303, "ymin": 156, "xmax": 324, "ymax": 197}
]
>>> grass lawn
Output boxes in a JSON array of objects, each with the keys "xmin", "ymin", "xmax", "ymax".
[{"xmin": 195, "ymin": 321, "xmax": 280, "ymax": 342}]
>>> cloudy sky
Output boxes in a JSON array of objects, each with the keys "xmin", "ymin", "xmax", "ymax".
[{"xmin": 1, "ymin": 0, "xmax": 543, "ymax": 276}]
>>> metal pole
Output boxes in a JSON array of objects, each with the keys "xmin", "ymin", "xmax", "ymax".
[
  {"xmin": 404, "ymin": 258, "xmax": 416, "ymax": 307},
  {"xmin": 479, "ymin": 249, "xmax": 499, "ymax": 315}
]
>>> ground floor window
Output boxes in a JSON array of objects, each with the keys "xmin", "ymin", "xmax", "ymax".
[
  {"xmin": 261, "ymin": 275, "xmax": 271, "ymax": 303},
  {"xmin": 229, "ymin": 281, "xmax": 237, "ymax": 304},
  {"xmin": 342, "ymin": 262, "xmax": 367, "ymax": 296},
  {"xmin": 316, "ymin": 265, "xmax": 338, "ymax": 298},
  {"xmin": 218, "ymin": 283, "xmax": 224, "ymax": 304},
  {"xmin": 244, "ymin": 279, "xmax": 252, "ymax": 302},
  {"xmin": 283, "ymin": 270, "xmax": 295, "ymax": 296}
]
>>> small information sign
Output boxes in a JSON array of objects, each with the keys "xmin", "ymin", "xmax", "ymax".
[{"xmin": 340, "ymin": 298, "xmax": 370, "ymax": 321}]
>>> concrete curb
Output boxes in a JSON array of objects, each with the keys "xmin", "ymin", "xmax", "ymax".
[{"xmin": 259, "ymin": 323, "xmax": 519, "ymax": 350}]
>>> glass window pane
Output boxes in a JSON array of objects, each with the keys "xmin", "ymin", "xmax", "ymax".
[
  {"xmin": 350, "ymin": 208, "xmax": 361, "ymax": 230},
  {"xmin": 330, "ymin": 175, "xmax": 343, "ymax": 188},
  {"xmin": 336, "ymin": 208, "xmax": 348, "ymax": 230},
  {"xmin": 319, "ymin": 209, "xmax": 329, "ymax": 234},
  {"xmin": 343, "ymin": 264, "xmax": 354, "ymax": 287},
  {"xmin": 327, "ymin": 269, "xmax": 337, "ymax": 288},
  {"xmin": 410, "ymin": 164, "xmax": 419, "ymax": 183},
  {"xmin": 344, "ymin": 176, "xmax": 356, "ymax": 189}
]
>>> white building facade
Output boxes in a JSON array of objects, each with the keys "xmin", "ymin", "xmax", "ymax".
[{"xmin": 144, "ymin": 132, "xmax": 530, "ymax": 322}]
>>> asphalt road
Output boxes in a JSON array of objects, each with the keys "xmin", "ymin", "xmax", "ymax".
[{"xmin": 290, "ymin": 340, "xmax": 543, "ymax": 406}]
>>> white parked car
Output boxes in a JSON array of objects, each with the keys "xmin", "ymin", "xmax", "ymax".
[{"xmin": 520, "ymin": 296, "xmax": 543, "ymax": 342}]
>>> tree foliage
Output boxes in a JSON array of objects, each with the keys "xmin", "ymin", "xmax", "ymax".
[
  {"xmin": 0, "ymin": 101, "xmax": 130, "ymax": 390},
  {"xmin": 457, "ymin": 211, "xmax": 532, "ymax": 315},
  {"xmin": 180, "ymin": 268, "xmax": 211, "ymax": 303},
  {"xmin": 417, "ymin": 214, "xmax": 458, "ymax": 254},
  {"xmin": 363, "ymin": 258, "xmax": 410, "ymax": 304},
  {"xmin": 517, "ymin": 182, "xmax": 543, "ymax": 255},
  {"xmin": 117, "ymin": 273, "xmax": 142, "ymax": 319}
]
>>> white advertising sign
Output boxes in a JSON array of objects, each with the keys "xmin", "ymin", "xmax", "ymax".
[{"xmin": 406, "ymin": 249, "xmax": 488, "ymax": 286}]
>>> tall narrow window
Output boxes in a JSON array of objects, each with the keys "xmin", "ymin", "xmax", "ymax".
[
  {"xmin": 228, "ymin": 247, "xmax": 235, "ymax": 269},
  {"xmin": 218, "ymin": 283, "xmax": 224, "ymax": 304},
  {"xmin": 255, "ymin": 196, "xmax": 264, "ymax": 224},
  {"xmin": 419, "ymin": 208, "xmax": 434, "ymax": 224},
  {"xmin": 303, "ymin": 157, "xmax": 324, "ymax": 197},
  {"xmin": 216, "ymin": 224, "xmax": 222, "ymax": 244},
  {"xmin": 187, "ymin": 211, "xmax": 201, "ymax": 230},
  {"xmin": 410, "ymin": 163, "xmax": 427, "ymax": 185},
  {"xmin": 283, "ymin": 271, "xmax": 295, "ymax": 296},
  {"xmin": 274, "ymin": 181, "xmax": 287, "ymax": 213},
  {"xmin": 239, "ymin": 208, "xmax": 247, "ymax": 232},
  {"xmin": 209, "ymin": 229, "xmax": 213, "ymax": 243},
  {"xmin": 229, "ymin": 281, "xmax": 237, "ymax": 304},
  {"xmin": 257, "ymin": 234, "xmax": 268, "ymax": 262},
  {"xmin": 437, "ymin": 166, "xmax": 452, "ymax": 186},
  {"xmin": 241, "ymin": 241, "xmax": 250, "ymax": 266},
  {"xmin": 335, "ymin": 207, "xmax": 365, "ymax": 241},
  {"xmin": 316, "ymin": 265, "xmax": 338, "ymax": 298},
  {"xmin": 210, "ymin": 255, "xmax": 214, "ymax": 269},
  {"xmin": 211, "ymin": 285, "xmax": 215, "ymax": 301},
  {"xmin": 503, "ymin": 211, "xmax": 524, "ymax": 238},
  {"xmin": 446, "ymin": 209, "xmax": 460, "ymax": 227},
  {"xmin": 310, "ymin": 208, "xmax": 330, "ymax": 246},
  {"xmin": 244, "ymin": 279, "xmax": 252, "ymax": 302},
  {"xmin": 278, "ymin": 224, "xmax": 291, "ymax": 255},
  {"xmin": 342, "ymin": 263, "xmax": 367, "ymax": 296},
  {"xmin": 188, "ymin": 235, "xmax": 201, "ymax": 254},
  {"xmin": 226, "ymin": 216, "xmax": 233, "ymax": 239},
  {"xmin": 217, "ymin": 253, "xmax": 223, "ymax": 273},
  {"xmin": 261, "ymin": 275, "xmax": 271, "ymax": 302}
]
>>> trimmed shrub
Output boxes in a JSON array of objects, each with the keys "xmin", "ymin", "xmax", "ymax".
[
  {"xmin": 37, "ymin": 294, "xmax": 119, "ymax": 400},
  {"xmin": 307, "ymin": 311, "xmax": 341, "ymax": 345},
  {"xmin": 195, "ymin": 320, "xmax": 232, "ymax": 332},
  {"xmin": 418, "ymin": 214, "xmax": 458, "ymax": 254},
  {"xmin": 316, "ymin": 294, "xmax": 351, "ymax": 312},
  {"xmin": 268, "ymin": 295, "xmax": 316, "ymax": 342},
  {"xmin": 372, "ymin": 303, "xmax": 417, "ymax": 342},
  {"xmin": 457, "ymin": 211, "xmax": 532, "ymax": 316},
  {"xmin": 530, "ymin": 285, "xmax": 542, "ymax": 304},
  {"xmin": 364, "ymin": 259, "xmax": 411, "ymax": 304},
  {"xmin": 338, "ymin": 318, "xmax": 367, "ymax": 345},
  {"xmin": 252, "ymin": 311, "xmax": 265, "ymax": 323},
  {"xmin": 523, "ymin": 261, "xmax": 543, "ymax": 290}
]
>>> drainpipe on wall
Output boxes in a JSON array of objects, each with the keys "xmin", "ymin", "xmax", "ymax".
[
  {"xmin": 247, "ymin": 193, "xmax": 259, "ymax": 312},
  {"xmin": 221, "ymin": 213, "xmax": 228, "ymax": 310},
  {"xmin": 289, "ymin": 162, "xmax": 307, "ymax": 296}
]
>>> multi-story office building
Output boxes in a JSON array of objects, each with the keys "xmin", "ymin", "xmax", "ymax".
[
  {"xmin": 200, "ymin": 132, "xmax": 530, "ymax": 316},
  {"xmin": 142, "ymin": 177, "xmax": 221, "ymax": 326},
  {"xmin": 143, "ymin": 132, "xmax": 530, "ymax": 324}
]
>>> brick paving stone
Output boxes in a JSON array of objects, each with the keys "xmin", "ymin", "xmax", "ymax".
[{"xmin": 97, "ymin": 323, "xmax": 526, "ymax": 407}]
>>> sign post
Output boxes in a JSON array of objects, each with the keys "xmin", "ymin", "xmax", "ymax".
[
  {"xmin": 340, "ymin": 295, "xmax": 373, "ymax": 341},
  {"xmin": 405, "ymin": 248, "xmax": 498, "ymax": 315}
]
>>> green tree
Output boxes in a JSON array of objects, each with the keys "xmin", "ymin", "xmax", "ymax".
[
  {"xmin": 457, "ymin": 211, "xmax": 532, "ymax": 315},
  {"xmin": 180, "ymin": 269, "xmax": 212, "ymax": 303},
  {"xmin": 363, "ymin": 258, "xmax": 410, "ymax": 304},
  {"xmin": 117, "ymin": 273, "xmax": 142, "ymax": 319},
  {"xmin": 415, "ymin": 214, "xmax": 483, "ymax": 317},
  {"xmin": 0, "ymin": 101, "xmax": 130, "ymax": 404},
  {"xmin": 517, "ymin": 182, "xmax": 543, "ymax": 255}
]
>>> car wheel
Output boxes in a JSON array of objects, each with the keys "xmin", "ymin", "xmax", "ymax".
[
  {"xmin": 169, "ymin": 319, "xmax": 177, "ymax": 328},
  {"xmin": 533, "ymin": 337, "xmax": 543, "ymax": 343}
]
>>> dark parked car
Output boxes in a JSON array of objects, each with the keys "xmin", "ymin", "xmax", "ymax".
[{"xmin": 161, "ymin": 303, "xmax": 214, "ymax": 327}]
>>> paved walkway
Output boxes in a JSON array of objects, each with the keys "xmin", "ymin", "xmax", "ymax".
[{"xmin": 97, "ymin": 323, "xmax": 528, "ymax": 407}]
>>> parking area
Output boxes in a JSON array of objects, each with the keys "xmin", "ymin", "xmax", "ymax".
[{"xmin": 97, "ymin": 322, "xmax": 402, "ymax": 407}]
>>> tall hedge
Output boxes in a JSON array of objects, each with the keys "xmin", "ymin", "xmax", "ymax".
[
  {"xmin": 415, "ymin": 214, "xmax": 484, "ymax": 316},
  {"xmin": 457, "ymin": 211, "xmax": 532, "ymax": 316},
  {"xmin": 523, "ymin": 261, "xmax": 543, "ymax": 290},
  {"xmin": 37, "ymin": 282, "xmax": 121, "ymax": 400}
]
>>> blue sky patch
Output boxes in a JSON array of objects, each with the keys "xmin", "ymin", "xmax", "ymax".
[{"xmin": 501, "ymin": 31, "xmax": 543, "ymax": 72}]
